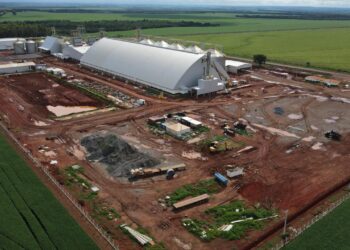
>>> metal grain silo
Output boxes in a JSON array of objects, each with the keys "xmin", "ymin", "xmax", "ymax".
[
  {"xmin": 38, "ymin": 39, "xmax": 44, "ymax": 47},
  {"xmin": 14, "ymin": 40, "xmax": 26, "ymax": 54},
  {"xmin": 25, "ymin": 40, "xmax": 36, "ymax": 54}
]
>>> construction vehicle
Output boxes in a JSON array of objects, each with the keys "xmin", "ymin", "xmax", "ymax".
[
  {"xmin": 158, "ymin": 91, "xmax": 166, "ymax": 99},
  {"xmin": 130, "ymin": 164, "xmax": 186, "ymax": 178}
]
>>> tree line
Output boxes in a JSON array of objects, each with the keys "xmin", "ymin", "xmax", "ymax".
[
  {"xmin": 0, "ymin": 19, "xmax": 218, "ymax": 38},
  {"xmin": 237, "ymin": 13, "xmax": 350, "ymax": 20}
]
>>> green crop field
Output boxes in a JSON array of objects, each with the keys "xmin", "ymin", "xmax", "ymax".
[
  {"xmin": 284, "ymin": 198, "xmax": 350, "ymax": 249},
  {"xmin": 0, "ymin": 11, "xmax": 127, "ymax": 22},
  {"xmin": 0, "ymin": 134, "xmax": 97, "ymax": 249},
  {"xmin": 172, "ymin": 28, "xmax": 350, "ymax": 72},
  {"xmin": 2, "ymin": 11, "xmax": 350, "ymax": 71}
]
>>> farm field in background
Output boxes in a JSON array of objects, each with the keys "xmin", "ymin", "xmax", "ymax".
[
  {"xmin": 284, "ymin": 198, "xmax": 350, "ymax": 250},
  {"xmin": 2, "ymin": 11, "xmax": 350, "ymax": 70},
  {"xmin": 0, "ymin": 134, "xmax": 97, "ymax": 249},
  {"xmin": 172, "ymin": 28, "xmax": 350, "ymax": 72}
]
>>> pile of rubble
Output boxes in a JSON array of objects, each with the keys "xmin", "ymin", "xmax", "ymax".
[{"xmin": 81, "ymin": 134, "xmax": 159, "ymax": 177}]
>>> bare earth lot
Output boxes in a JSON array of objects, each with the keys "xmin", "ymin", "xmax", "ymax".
[{"xmin": 1, "ymin": 59, "xmax": 350, "ymax": 249}]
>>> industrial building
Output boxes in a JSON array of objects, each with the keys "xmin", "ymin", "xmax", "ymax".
[
  {"xmin": 80, "ymin": 38, "xmax": 227, "ymax": 95},
  {"xmin": 62, "ymin": 44, "xmax": 90, "ymax": 61},
  {"xmin": 0, "ymin": 38, "xmax": 25, "ymax": 51},
  {"xmin": 305, "ymin": 75, "xmax": 341, "ymax": 87},
  {"xmin": 173, "ymin": 194, "xmax": 209, "ymax": 210},
  {"xmin": 180, "ymin": 116, "xmax": 202, "ymax": 128},
  {"xmin": 163, "ymin": 122, "xmax": 191, "ymax": 137},
  {"xmin": 225, "ymin": 60, "xmax": 252, "ymax": 74},
  {"xmin": 0, "ymin": 62, "xmax": 35, "ymax": 74},
  {"xmin": 39, "ymin": 36, "xmax": 63, "ymax": 54}
]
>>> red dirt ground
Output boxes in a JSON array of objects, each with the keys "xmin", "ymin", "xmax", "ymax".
[{"xmin": 1, "ymin": 59, "xmax": 350, "ymax": 250}]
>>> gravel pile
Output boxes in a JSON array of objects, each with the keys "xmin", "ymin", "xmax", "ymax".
[{"xmin": 81, "ymin": 134, "xmax": 159, "ymax": 177}]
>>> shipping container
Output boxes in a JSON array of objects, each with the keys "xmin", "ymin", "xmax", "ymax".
[{"xmin": 214, "ymin": 172, "xmax": 229, "ymax": 186}]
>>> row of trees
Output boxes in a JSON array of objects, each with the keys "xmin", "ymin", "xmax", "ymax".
[
  {"xmin": 0, "ymin": 19, "xmax": 217, "ymax": 38},
  {"xmin": 237, "ymin": 13, "xmax": 350, "ymax": 20},
  {"xmin": 0, "ymin": 22, "xmax": 48, "ymax": 37}
]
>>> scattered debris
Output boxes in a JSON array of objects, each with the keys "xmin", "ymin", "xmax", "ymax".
[
  {"xmin": 325, "ymin": 130, "xmax": 341, "ymax": 141},
  {"xmin": 227, "ymin": 167, "xmax": 244, "ymax": 178},
  {"xmin": 120, "ymin": 224, "xmax": 154, "ymax": 246},
  {"xmin": 81, "ymin": 134, "xmax": 160, "ymax": 177},
  {"xmin": 302, "ymin": 136, "xmax": 316, "ymax": 142},
  {"xmin": 50, "ymin": 160, "xmax": 58, "ymax": 165},
  {"xmin": 91, "ymin": 186, "xmax": 100, "ymax": 192},
  {"xmin": 288, "ymin": 113, "xmax": 303, "ymax": 120},
  {"xmin": 311, "ymin": 142, "xmax": 325, "ymax": 151},
  {"xmin": 130, "ymin": 164, "xmax": 186, "ymax": 178},
  {"xmin": 274, "ymin": 107, "xmax": 285, "ymax": 116}
]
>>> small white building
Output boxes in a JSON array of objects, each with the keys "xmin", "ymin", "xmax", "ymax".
[
  {"xmin": 0, "ymin": 62, "xmax": 35, "ymax": 74},
  {"xmin": 62, "ymin": 45, "xmax": 90, "ymax": 61},
  {"xmin": 46, "ymin": 67, "xmax": 66, "ymax": 77},
  {"xmin": 225, "ymin": 60, "xmax": 252, "ymax": 74},
  {"xmin": 163, "ymin": 122, "xmax": 191, "ymax": 137},
  {"xmin": 193, "ymin": 78, "xmax": 225, "ymax": 95},
  {"xmin": 181, "ymin": 116, "xmax": 202, "ymax": 128},
  {"xmin": 0, "ymin": 38, "xmax": 25, "ymax": 51}
]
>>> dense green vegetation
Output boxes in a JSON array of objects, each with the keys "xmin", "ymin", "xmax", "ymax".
[
  {"xmin": 0, "ymin": 19, "xmax": 215, "ymax": 37},
  {"xmin": 284, "ymin": 198, "xmax": 350, "ymax": 250},
  {"xmin": 168, "ymin": 179, "xmax": 222, "ymax": 204},
  {"xmin": 0, "ymin": 134, "xmax": 97, "ymax": 249},
  {"xmin": 182, "ymin": 200, "xmax": 275, "ymax": 241},
  {"xmin": 1, "ymin": 10, "xmax": 350, "ymax": 71}
]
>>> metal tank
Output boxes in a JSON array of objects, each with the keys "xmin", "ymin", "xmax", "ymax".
[
  {"xmin": 14, "ymin": 40, "xmax": 26, "ymax": 54},
  {"xmin": 25, "ymin": 40, "xmax": 36, "ymax": 54},
  {"xmin": 38, "ymin": 39, "xmax": 44, "ymax": 47}
]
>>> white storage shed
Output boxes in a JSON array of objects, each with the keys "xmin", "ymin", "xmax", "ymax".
[
  {"xmin": 0, "ymin": 38, "xmax": 25, "ymax": 51},
  {"xmin": 81, "ymin": 38, "xmax": 227, "ymax": 95},
  {"xmin": 39, "ymin": 36, "xmax": 63, "ymax": 54},
  {"xmin": 225, "ymin": 60, "xmax": 252, "ymax": 74},
  {"xmin": 0, "ymin": 62, "xmax": 35, "ymax": 74}
]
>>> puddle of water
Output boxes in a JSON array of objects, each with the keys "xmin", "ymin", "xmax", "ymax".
[{"xmin": 47, "ymin": 105, "xmax": 97, "ymax": 117}]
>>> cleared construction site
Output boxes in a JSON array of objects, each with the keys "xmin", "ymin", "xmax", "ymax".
[{"xmin": 1, "ymin": 34, "xmax": 350, "ymax": 250}]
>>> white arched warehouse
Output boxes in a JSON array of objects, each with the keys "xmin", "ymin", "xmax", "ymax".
[{"xmin": 80, "ymin": 38, "xmax": 226, "ymax": 94}]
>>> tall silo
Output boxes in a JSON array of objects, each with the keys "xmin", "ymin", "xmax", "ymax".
[
  {"xmin": 38, "ymin": 39, "xmax": 44, "ymax": 47},
  {"xmin": 14, "ymin": 40, "xmax": 26, "ymax": 54},
  {"xmin": 26, "ymin": 40, "xmax": 36, "ymax": 54}
]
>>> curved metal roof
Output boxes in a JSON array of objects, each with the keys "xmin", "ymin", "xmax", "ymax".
[
  {"xmin": 80, "ymin": 38, "xmax": 206, "ymax": 93},
  {"xmin": 39, "ymin": 36, "xmax": 62, "ymax": 54}
]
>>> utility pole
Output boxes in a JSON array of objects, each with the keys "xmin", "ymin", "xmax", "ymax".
[
  {"xmin": 136, "ymin": 28, "xmax": 141, "ymax": 42},
  {"xmin": 51, "ymin": 27, "xmax": 56, "ymax": 36}
]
